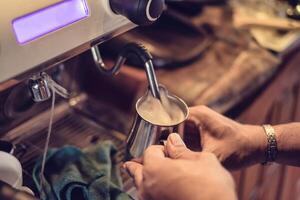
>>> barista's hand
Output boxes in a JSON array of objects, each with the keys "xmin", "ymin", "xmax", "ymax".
[
  {"xmin": 124, "ymin": 133, "xmax": 237, "ymax": 200},
  {"xmin": 185, "ymin": 105, "xmax": 267, "ymax": 170}
]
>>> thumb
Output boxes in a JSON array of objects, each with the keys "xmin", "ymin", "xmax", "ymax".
[
  {"xmin": 166, "ymin": 133, "xmax": 199, "ymax": 160},
  {"xmin": 124, "ymin": 161, "xmax": 143, "ymax": 188}
]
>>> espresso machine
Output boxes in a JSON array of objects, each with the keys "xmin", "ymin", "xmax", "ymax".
[{"xmin": 0, "ymin": 0, "xmax": 165, "ymax": 198}]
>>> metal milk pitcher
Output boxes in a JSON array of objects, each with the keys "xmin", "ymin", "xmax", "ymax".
[
  {"xmin": 91, "ymin": 42, "xmax": 189, "ymax": 159},
  {"xmin": 126, "ymin": 85, "xmax": 189, "ymax": 159}
]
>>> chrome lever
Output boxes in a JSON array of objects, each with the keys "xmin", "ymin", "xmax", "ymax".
[
  {"xmin": 28, "ymin": 74, "xmax": 51, "ymax": 102},
  {"xmin": 28, "ymin": 72, "xmax": 70, "ymax": 102}
]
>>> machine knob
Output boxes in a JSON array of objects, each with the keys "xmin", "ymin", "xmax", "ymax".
[{"xmin": 109, "ymin": 0, "xmax": 165, "ymax": 26}]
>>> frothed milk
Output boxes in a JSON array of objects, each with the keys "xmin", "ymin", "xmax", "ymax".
[{"xmin": 137, "ymin": 89, "xmax": 185, "ymax": 126}]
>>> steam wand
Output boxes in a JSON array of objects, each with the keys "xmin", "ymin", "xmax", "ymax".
[{"xmin": 91, "ymin": 43, "xmax": 161, "ymax": 99}]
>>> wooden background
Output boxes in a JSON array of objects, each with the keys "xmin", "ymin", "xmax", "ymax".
[{"xmin": 233, "ymin": 50, "xmax": 300, "ymax": 200}]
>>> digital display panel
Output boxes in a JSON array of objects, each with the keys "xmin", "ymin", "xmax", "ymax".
[{"xmin": 12, "ymin": 0, "xmax": 89, "ymax": 44}]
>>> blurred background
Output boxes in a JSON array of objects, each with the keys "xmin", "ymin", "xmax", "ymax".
[{"xmin": 1, "ymin": 0, "xmax": 300, "ymax": 199}]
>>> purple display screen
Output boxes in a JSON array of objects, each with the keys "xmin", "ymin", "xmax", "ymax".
[{"xmin": 12, "ymin": 0, "xmax": 89, "ymax": 44}]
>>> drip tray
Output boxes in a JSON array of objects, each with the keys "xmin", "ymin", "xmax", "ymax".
[{"xmin": 3, "ymin": 100, "xmax": 135, "ymax": 197}]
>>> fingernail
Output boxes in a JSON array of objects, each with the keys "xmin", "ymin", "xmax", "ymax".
[{"xmin": 169, "ymin": 133, "xmax": 185, "ymax": 146}]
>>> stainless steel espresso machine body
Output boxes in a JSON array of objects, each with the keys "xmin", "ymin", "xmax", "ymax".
[
  {"xmin": 0, "ymin": 0, "xmax": 165, "ymax": 197},
  {"xmin": 0, "ymin": 0, "xmax": 134, "ymax": 83},
  {"xmin": 0, "ymin": 0, "xmax": 164, "ymax": 84}
]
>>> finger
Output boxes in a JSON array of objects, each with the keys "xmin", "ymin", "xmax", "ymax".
[
  {"xmin": 184, "ymin": 117, "xmax": 202, "ymax": 135},
  {"xmin": 186, "ymin": 114, "xmax": 201, "ymax": 126},
  {"xmin": 188, "ymin": 106, "xmax": 212, "ymax": 127},
  {"xmin": 188, "ymin": 106, "xmax": 221, "ymax": 134},
  {"xmin": 124, "ymin": 161, "xmax": 143, "ymax": 188},
  {"xmin": 166, "ymin": 133, "xmax": 200, "ymax": 160},
  {"xmin": 143, "ymin": 145, "xmax": 166, "ymax": 165},
  {"xmin": 189, "ymin": 105, "xmax": 231, "ymax": 127},
  {"xmin": 130, "ymin": 146, "xmax": 166, "ymax": 166},
  {"xmin": 131, "ymin": 157, "xmax": 143, "ymax": 164}
]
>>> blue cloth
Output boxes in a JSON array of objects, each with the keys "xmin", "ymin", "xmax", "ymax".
[{"xmin": 33, "ymin": 141, "xmax": 132, "ymax": 200}]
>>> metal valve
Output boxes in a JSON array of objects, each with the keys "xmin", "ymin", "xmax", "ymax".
[
  {"xmin": 28, "ymin": 72, "xmax": 69, "ymax": 102},
  {"xmin": 28, "ymin": 74, "xmax": 51, "ymax": 102},
  {"xmin": 109, "ymin": 0, "xmax": 165, "ymax": 25}
]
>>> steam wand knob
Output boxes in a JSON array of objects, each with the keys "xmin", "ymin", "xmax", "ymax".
[{"xmin": 109, "ymin": 0, "xmax": 165, "ymax": 26}]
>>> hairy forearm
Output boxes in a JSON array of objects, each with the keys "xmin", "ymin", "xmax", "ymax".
[
  {"xmin": 274, "ymin": 123, "xmax": 300, "ymax": 166},
  {"xmin": 244, "ymin": 123, "xmax": 300, "ymax": 166}
]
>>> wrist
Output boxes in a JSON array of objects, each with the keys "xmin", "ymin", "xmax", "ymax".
[
  {"xmin": 273, "ymin": 124, "xmax": 285, "ymax": 163},
  {"xmin": 243, "ymin": 125, "xmax": 267, "ymax": 165},
  {"xmin": 272, "ymin": 123, "xmax": 300, "ymax": 166}
]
